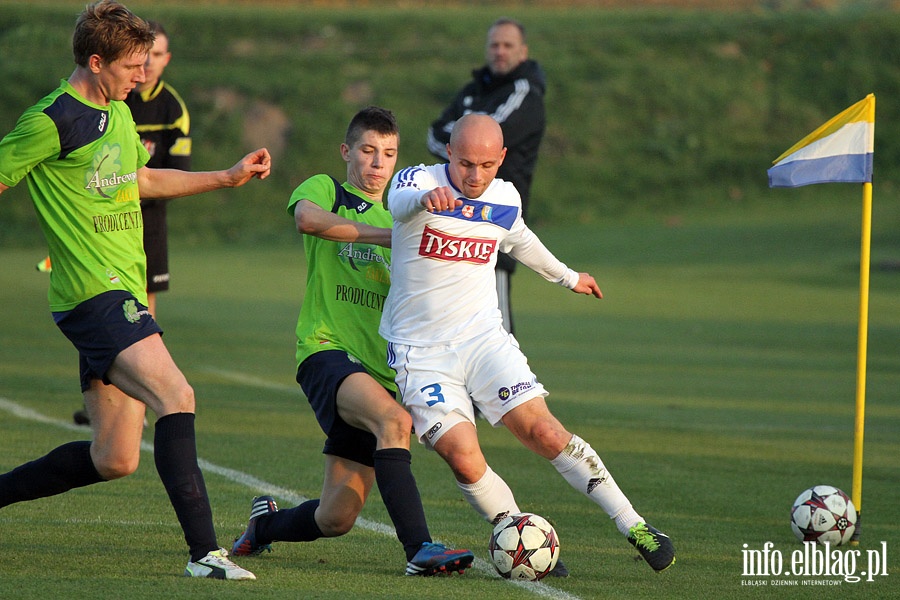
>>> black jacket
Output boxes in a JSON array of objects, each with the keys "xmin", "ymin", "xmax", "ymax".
[{"xmin": 428, "ymin": 59, "xmax": 546, "ymax": 222}]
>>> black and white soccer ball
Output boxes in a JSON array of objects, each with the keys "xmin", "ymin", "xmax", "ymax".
[
  {"xmin": 790, "ymin": 485, "xmax": 857, "ymax": 545},
  {"xmin": 489, "ymin": 512, "xmax": 560, "ymax": 581}
]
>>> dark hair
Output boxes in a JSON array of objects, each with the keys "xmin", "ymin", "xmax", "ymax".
[
  {"xmin": 147, "ymin": 20, "xmax": 167, "ymax": 38},
  {"xmin": 72, "ymin": 0, "xmax": 154, "ymax": 67},
  {"xmin": 490, "ymin": 17, "xmax": 526, "ymax": 42},
  {"xmin": 345, "ymin": 106, "xmax": 400, "ymax": 147}
]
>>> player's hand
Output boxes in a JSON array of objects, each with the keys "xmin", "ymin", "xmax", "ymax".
[
  {"xmin": 420, "ymin": 186, "xmax": 463, "ymax": 213},
  {"xmin": 572, "ymin": 272, "xmax": 602, "ymax": 299},
  {"xmin": 226, "ymin": 148, "xmax": 272, "ymax": 186}
]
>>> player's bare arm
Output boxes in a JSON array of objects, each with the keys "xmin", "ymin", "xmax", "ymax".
[
  {"xmin": 420, "ymin": 186, "xmax": 464, "ymax": 213},
  {"xmin": 0, "ymin": 181, "xmax": 9, "ymax": 195},
  {"xmin": 137, "ymin": 148, "xmax": 271, "ymax": 199},
  {"xmin": 572, "ymin": 272, "xmax": 603, "ymax": 299},
  {"xmin": 295, "ymin": 199, "xmax": 392, "ymax": 247}
]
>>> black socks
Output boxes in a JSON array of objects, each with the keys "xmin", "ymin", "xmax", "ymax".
[
  {"xmin": 0, "ymin": 440, "xmax": 103, "ymax": 507},
  {"xmin": 374, "ymin": 447, "xmax": 431, "ymax": 561},
  {"xmin": 154, "ymin": 413, "xmax": 217, "ymax": 562}
]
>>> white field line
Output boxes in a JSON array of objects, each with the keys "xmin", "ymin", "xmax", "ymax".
[{"xmin": 0, "ymin": 395, "xmax": 582, "ymax": 600}]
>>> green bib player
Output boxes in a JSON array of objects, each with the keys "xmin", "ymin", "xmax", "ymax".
[
  {"xmin": 0, "ymin": 0, "xmax": 271, "ymax": 580},
  {"xmin": 231, "ymin": 106, "xmax": 474, "ymax": 577}
]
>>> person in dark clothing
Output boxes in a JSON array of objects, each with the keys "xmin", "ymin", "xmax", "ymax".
[
  {"xmin": 126, "ymin": 19, "xmax": 191, "ymax": 320},
  {"xmin": 427, "ymin": 17, "xmax": 546, "ymax": 335}
]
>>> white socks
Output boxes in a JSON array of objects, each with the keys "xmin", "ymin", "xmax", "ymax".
[
  {"xmin": 456, "ymin": 465, "xmax": 520, "ymax": 524},
  {"xmin": 550, "ymin": 435, "xmax": 643, "ymax": 535},
  {"xmin": 456, "ymin": 436, "xmax": 645, "ymax": 536}
]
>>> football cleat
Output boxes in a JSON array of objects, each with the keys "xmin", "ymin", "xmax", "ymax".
[
  {"xmin": 405, "ymin": 542, "xmax": 474, "ymax": 576},
  {"xmin": 232, "ymin": 495, "xmax": 278, "ymax": 556},
  {"xmin": 547, "ymin": 558, "xmax": 570, "ymax": 577},
  {"xmin": 184, "ymin": 548, "xmax": 256, "ymax": 580},
  {"xmin": 627, "ymin": 523, "xmax": 675, "ymax": 572}
]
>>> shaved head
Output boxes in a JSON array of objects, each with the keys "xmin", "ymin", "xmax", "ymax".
[
  {"xmin": 446, "ymin": 114, "xmax": 506, "ymax": 199},
  {"xmin": 449, "ymin": 113, "xmax": 504, "ymax": 152}
]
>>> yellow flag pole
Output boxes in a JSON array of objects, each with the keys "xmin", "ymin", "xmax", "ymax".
[
  {"xmin": 850, "ymin": 93, "xmax": 875, "ymax": 546},
  {"xmin": 850, "ymin": 179, "xmax": 872, "ymax": 546}
]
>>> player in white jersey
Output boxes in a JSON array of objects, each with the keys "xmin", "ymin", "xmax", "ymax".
[{"xmin": 381, "ymin": 114, "xmax": 675, "ymax": 574}]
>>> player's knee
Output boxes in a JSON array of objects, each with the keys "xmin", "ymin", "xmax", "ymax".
[
  {"xmin": 376, "ymin": 408, "xmax": 413, "ymax": 447},
  {"xmin": 158, "ymin": 382, "xmax": 195, "ymax": 415},
  {"xmin": 316, "ymin": 509, "xmax": 358, "ymax": 537},
  {"xmin": 439, "ymin": 447, "xmax": 486, "ymax": 485},
  {"xmin": 93, "ymin": 452, "xmax": 140, "ymax": 480},
  {"xmin": 525, "ymin": 419, "xmax": 571, "ymax": 458}
]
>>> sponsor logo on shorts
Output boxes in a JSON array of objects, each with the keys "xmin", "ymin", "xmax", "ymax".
[
  {"xmin": 426, "ymin": 421, "xmax": 443, "ymax": 439},
  {"xmin": 498, "ymin": 380, "xmax": 535, "ymax": 404},
  {"xmin": 122, "ymin": 299, "xmax": 150, "ymax": 324},
  {"xmin": 418, "ymin": 225, "xmax": 496, "ymax": 264}
]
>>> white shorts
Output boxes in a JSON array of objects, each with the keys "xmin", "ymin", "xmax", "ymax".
[{"xmin": 387, "ymin": 327, "xmax": 547, "ymax": 447}]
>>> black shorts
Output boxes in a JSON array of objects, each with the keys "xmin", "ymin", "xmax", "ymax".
[
  {"xmin": 297, "ymin": 350, "xmax": 388, "ymax": 468},
  {"xmin": 53, "ymin": 290, "xmax": 163, "ymax": 392},
  {"xmin": 141, "ymin": 199, "xmax": 169, "ymax": 293}
]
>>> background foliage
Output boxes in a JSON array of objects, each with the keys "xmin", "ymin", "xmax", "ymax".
[{"xmin": 2, "ymin": 1, "xmax": 900, "ymax": 245}]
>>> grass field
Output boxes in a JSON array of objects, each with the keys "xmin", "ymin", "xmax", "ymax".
[{"xmin": 1, "ymin": 198, "xmax": 899, "ymax": 599}]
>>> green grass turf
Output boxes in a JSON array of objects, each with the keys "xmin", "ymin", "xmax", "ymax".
[{"xmin": 1, "ymin": 199, "xmax": 899, "ymax": 599}]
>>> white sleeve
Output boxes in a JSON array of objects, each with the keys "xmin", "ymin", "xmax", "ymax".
[
  {"xmin": 386, "ymin": 165, "xmax": 433, "ymax": 222},
  {"xmin": 504, "ymin": 222, "xmax": 580, "ymax": 289}
]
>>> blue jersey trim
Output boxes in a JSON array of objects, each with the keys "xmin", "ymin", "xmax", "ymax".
[
  {"xmin": 443, "ymin": 200, "xmax": 517, "ymax": 230},
  {"xmin": 44, "ymin": 93, "xmax": 108, "ymax": 160}
]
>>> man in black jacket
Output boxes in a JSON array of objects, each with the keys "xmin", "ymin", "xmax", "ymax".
[{"xmin": 427, "ymin": 17, "xmax": 546, "ymax": 336}]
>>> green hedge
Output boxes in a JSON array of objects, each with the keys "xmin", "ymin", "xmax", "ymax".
[{"xmin": 2, "ymin": 3, "xmax": 899, "ymax": 245}]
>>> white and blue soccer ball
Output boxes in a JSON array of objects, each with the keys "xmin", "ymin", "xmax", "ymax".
[
  {"xmin": 790, "ymin": 485, "xmax": 857, "ymax": 546},
  {"xmin": 489, "ymin": 512, "xmax": 560, "ymax": 581}
]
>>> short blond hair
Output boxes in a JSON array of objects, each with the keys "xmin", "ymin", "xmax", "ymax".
[{"xmin": 72, "ymin": 0, "xmax": 154, "ymax": 67}]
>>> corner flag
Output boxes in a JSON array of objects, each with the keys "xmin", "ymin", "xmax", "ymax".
[
  {"xmin": 767, "ymin": 94, "xmax": 875, "ymax": 546},
  {"xmin": 767, "ymin": 94, "xmax": 874, "ymax": 188}
]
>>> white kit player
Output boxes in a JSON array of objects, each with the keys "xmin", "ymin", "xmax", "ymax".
[{"xmin": 380, "ymin": 114, "xmax": 675, "ymax": 574}]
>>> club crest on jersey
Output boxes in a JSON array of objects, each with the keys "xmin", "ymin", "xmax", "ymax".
[
  {"xmin": 462, "ymin": 204, "xmax": 474, "ymax": 218},
  {"xmin": 419, "ymin": 225, "xmax": 496, "ymax": 264}
]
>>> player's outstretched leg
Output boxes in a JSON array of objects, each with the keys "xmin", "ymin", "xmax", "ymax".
[
  {"xmin": 232, "ymin": 495, "xmax": 279, "ymax": 556},
  {"xmin": 405, "ymin": 542, "xmax": 475, "ymax": 576},
  {"xmin": 550, "ymin": 434, "xmax": 675, "ymax": 572}
]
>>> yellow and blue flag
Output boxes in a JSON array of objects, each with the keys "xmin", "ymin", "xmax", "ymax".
[{"xmin": 768, "ymin": 94, "xmax": 874, "ymax": 188}]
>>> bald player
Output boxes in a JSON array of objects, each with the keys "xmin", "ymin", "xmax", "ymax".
[{"xmin": 381, "ymin": 114, "xmax": 676, "ymax": 575}]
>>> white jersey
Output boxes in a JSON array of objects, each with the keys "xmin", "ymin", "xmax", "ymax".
[{"xmin": 380, "ymin": 163, "xmax": 579, "ymax": 346}]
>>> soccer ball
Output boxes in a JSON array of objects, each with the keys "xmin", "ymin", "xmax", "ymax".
[
  {"xmin": 489, "ymin": 512, "xmax": 560, "ymax": 581},
  {"xmin": 790, "ymin": 485, "xmax": 857, "ymax": 545}
]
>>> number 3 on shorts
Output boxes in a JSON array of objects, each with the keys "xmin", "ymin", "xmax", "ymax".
[{"xmin": 420, "ymin": 383, "xmax": 445, "ymax": 407}]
